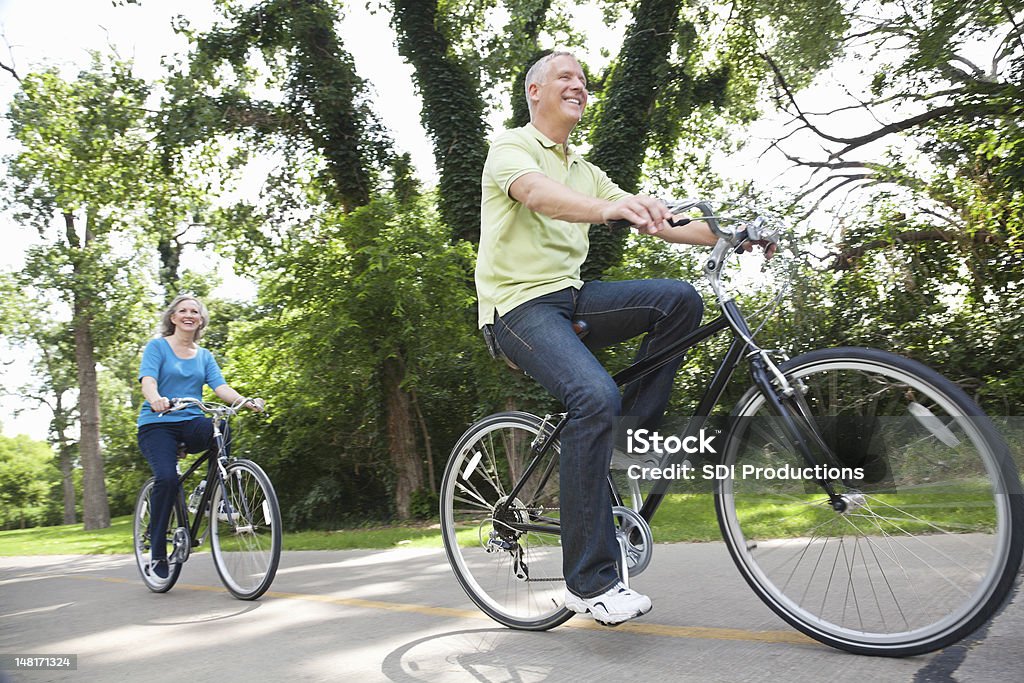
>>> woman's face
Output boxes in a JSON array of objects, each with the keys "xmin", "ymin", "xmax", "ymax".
[{"xmin": 170, "ymin": 299, "xmax": 203, "ymax": 337}]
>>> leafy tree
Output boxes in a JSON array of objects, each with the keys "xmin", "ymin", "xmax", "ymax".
[
  {"xmin": 763, "ymin": 0, "xmax": 1024, "ymax": 408},
  {"xmin": 168, "ymin": 0, "xmax": 392, "ymax": 212},
  {"xmin": 3, "ymin": 56, "xmax": 160, "ymax": 529},
  {"xmin": 0, "ymin": 282, "xmax": 80, "ymax": 524},
  {"xmin": 389, "ymin": 0, "xmax": 490, "ymax": 243},
  {"xmin": 0, "ymin": 431, "xmax": 62, "ymax": 529},
  {"xmin": 227, "ymin": 194, "xmax": 478, "ymax": 520}
]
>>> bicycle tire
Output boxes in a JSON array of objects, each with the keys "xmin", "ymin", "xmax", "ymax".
[
  {"xmin": 209, "ymin": 459, "xmax": 282, "ymax": 600},
  {"xmin": 133, "ymin": 477, "xmax": 185, "ymax": 593},
  {"xmin": 716, "ymin": 347, "xmax": 1024, "ymax": 656},
  {"xmin": 440, "ymin": 411, "xmax": 574, "ymax": 630}
]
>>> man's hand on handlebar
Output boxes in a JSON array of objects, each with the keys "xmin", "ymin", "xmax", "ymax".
[
  {"xmin": 602, "ymin": 195, "xmax": 677, "ymax": 234},
  {"xmin": 737, "ymin": 238, "xmax": 778, "ymax": 260},
  {"xmin": 151, "ymin": 396, "xmax": 172, "ymax": 413}
]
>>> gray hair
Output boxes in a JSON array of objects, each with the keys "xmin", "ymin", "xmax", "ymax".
[
  {"xmin": 524, "ymin": 51, "xmax": 578, "ymax": 117},
  {"xmin": 159, "ymin": 294, "xmax": 210, "ymax": 340}
]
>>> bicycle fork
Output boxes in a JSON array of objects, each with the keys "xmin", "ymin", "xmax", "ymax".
[{"xmin": 748, "ymin": 357, "xmax": 860, "ymax": 512}]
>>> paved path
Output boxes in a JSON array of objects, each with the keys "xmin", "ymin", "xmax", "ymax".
[{"xmin": 1, "ymin": 543, "xmax": 1020, "ymax": 682}]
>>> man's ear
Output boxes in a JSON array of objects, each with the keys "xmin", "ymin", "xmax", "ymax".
[{"xmin": 527, "ymin": 82, "xmax": 540, "ymax": 106}]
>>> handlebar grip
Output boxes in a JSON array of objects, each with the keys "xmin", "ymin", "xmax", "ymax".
[{"xmin": 607, "ymin": 216, "xmax": 691, "ymax": 231}]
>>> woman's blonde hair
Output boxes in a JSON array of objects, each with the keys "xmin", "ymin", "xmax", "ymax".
[{"xmin": 159, "ymin": 294, "xmax": 210, "ymax": 340}]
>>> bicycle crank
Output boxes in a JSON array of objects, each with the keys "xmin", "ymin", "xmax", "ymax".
[
  {"xmin": 168, "ymin": 526, "xmax": 191, "ymax": 564},
  {"xmin": 612, "ymin": 505, "xmax": 653, "ymax": 579}
]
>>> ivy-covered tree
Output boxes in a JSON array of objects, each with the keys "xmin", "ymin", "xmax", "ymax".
[
  {"xmin": 168, "ymin": 0, "xmax": 392, "ymax": 212},
  {"xmin": 390, "ymin": 0, "xmax": 490, "ymax": 243}
]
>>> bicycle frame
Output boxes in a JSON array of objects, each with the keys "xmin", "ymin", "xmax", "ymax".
[
  {"xmin": 175, "ymin": 414, "xmax": 234, "ymax": 549},
  {"xmin": 496, "ymin": 205, "xmax": 848, "ymax": 534}
]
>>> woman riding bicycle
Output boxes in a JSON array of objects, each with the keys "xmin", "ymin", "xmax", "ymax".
[{"xmin": 136, "ymin": 294, "xmax": 263, "ymax": 579}]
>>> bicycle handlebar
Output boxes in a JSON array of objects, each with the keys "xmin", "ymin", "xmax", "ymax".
[
  {"xmin": 606, "ymin": 197, "xmax": 779, "ymax": 252},
  {"xmin": 161, "ymin": 396, "xmax": 265, "ymax": 417}
]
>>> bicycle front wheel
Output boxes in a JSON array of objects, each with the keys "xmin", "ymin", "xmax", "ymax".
[
  {"xmin": 133, "ymin": 477, "xmax": 184, "ymax": 593},
  {"xmin": 717, "ymin": 347, "xmax": 1023, "ymax": 656},
  {"xmin": 440, "ymin": 412, "xmax": 573, "ymax": 630},
  {"xmin": 210, "ymin": 460, "xmax": 282, "ymax": 600}
]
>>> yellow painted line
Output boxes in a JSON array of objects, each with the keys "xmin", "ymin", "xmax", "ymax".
[{"xmin": 65, "ymin": 574, "xmax": 816, "ymax": 646}]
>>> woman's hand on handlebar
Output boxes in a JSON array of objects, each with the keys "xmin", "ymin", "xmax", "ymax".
[{"xmin": 151, "ymin": 396, "xmax": 172, "ymax": 413}]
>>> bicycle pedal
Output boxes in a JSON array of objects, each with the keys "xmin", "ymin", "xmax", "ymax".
[{"xmin": 168, "ymin": 527, "xmax": 191, "ymax": 563}]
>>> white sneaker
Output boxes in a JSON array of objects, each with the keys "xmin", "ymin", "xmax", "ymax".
[{"xmin": 564, "ymin": 582, "xmax": 652, "ymax": 626}]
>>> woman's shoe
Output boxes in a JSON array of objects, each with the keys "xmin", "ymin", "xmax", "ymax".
[{"xmin": 149, "ymin": 558, "xmax": 169, "ymax": 579}]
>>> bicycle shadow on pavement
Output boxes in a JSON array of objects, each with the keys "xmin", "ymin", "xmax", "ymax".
[
  {"xmin": 378, "ymin": 624, "xmax": 850, "ymax": 683},
  {"xmin": 380, "ymin": 627, "xmax": 610, "ymax": 683}
]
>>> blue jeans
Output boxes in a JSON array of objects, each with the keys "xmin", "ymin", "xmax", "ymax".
[
  {"xmin": 492, "ymin": 279, "xmax": 703, "ymax": 597},
  {"xmin": 137, "ymin": 417, "xmax": 225, "ymax": 560}
]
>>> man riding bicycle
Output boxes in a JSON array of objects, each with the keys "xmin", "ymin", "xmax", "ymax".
[{"xmin": 476, "ymin": 50, "xmax": 774, "ymax": 625}]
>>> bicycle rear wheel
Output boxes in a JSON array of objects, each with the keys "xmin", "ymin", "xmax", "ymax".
[
  {"xmin": 210, "ymin": 459, "xmax": 282, "ymax": 600},
  {"xmin": 717, "ymin": 347, "xmax": 1023, "ymax": 656},
  {"xmin": 440, "ymin": 412, "xmax": 573, "ymax": 630},
  {"xmin": 133, "ymin": 477, "xmax": 185, "ymax": 593}
]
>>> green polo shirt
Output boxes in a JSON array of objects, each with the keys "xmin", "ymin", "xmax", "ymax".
[{"xmin": 476, "ymin": 123, "xmax": 629, "ymax": 327}]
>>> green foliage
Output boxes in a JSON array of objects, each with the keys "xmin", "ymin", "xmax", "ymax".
[
  {"xmin": 224, "ymin": 193, "xmax": 481, "ymax": 524},
  {"xmin": 769, "ymin": 0, "xmax": 1024, "ymax": 408},
  {"xmin": 408, "ymin": 487, "xmax": 440, "ymax": 520},
  {"xmin": 583, "ymin": 0, "xmax": 848, "ymax": 279},
  {"xmin": 0, "ymin": 433, "xmax": 62, "ymax": 530}
]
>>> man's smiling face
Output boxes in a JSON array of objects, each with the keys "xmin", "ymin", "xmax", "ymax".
[{"xmin": 531, "ymin": 54, "xmax": 589, "ymax": 128}]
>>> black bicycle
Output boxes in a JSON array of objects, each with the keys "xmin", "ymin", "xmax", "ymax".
[
  {"xmin": 132, "ymin": 397, "xmax": 282, "ymax": 600},
  {"xmin": 440, "ymin": 199, "xmax": 1024, "ymax": 657}
]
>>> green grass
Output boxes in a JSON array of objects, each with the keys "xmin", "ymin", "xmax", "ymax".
[
  {"xmin": 0, "ymin": 516, "xmax": 451, "ymax": 556},
  {"xmin": 0, "ymin": 517, "xmax": 139, "ymax": 555},
  {"xmin": 0, "ymin": 489, "xmax": 1000, "ymax": 556}
]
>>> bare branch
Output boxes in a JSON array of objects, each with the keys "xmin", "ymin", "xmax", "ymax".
[
  {"xmin": 829, "ymin": 229, "xmax": 1004, "ymax": 270},
  {"xmin": 0, "ymin": 59, "xmax": 20, "ymax": 82},
  {"xmin": 919, "ymin": 206, "xmax": 958, "ymax": 228},
  {"xmin": 830, "ymin": 104, "xmax": 1006, "ymax": 158},
  {"xmin": 947, "ymin": 55, "xmax": 987, "ymax": 81},
  {"xmin": 793, "ymin": 173, "xmax": 873, "ymax": 208},
  {"xmin": 998, "ymin": 2, "xmax": 1024, "ymax": 56}
]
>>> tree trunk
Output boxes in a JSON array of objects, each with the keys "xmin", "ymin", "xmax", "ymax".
[
  {"xmin": 410, "ymin": 387, "xmax": 435, "ymax": 494},
  {"xmin": 382, "ymin": 355, "xmax": 424, "ymax": 519},
  {"xmin": 74, "ymin": 296, "xmax": 109, "ymax": 529},
  {"xmin": 156, "ymin": 236, "xmax": 182, "ymax": 297},
  {"xmin": 53, "ymin": 397, "xmax": 77, "ymax": 525},
  {"xmin": 65, "ymin": 212, "xmax": 109, "ymax": 530},
  {"xmin": 59, "ymin": 442, "xmax": 76, "ymax": 525}
]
